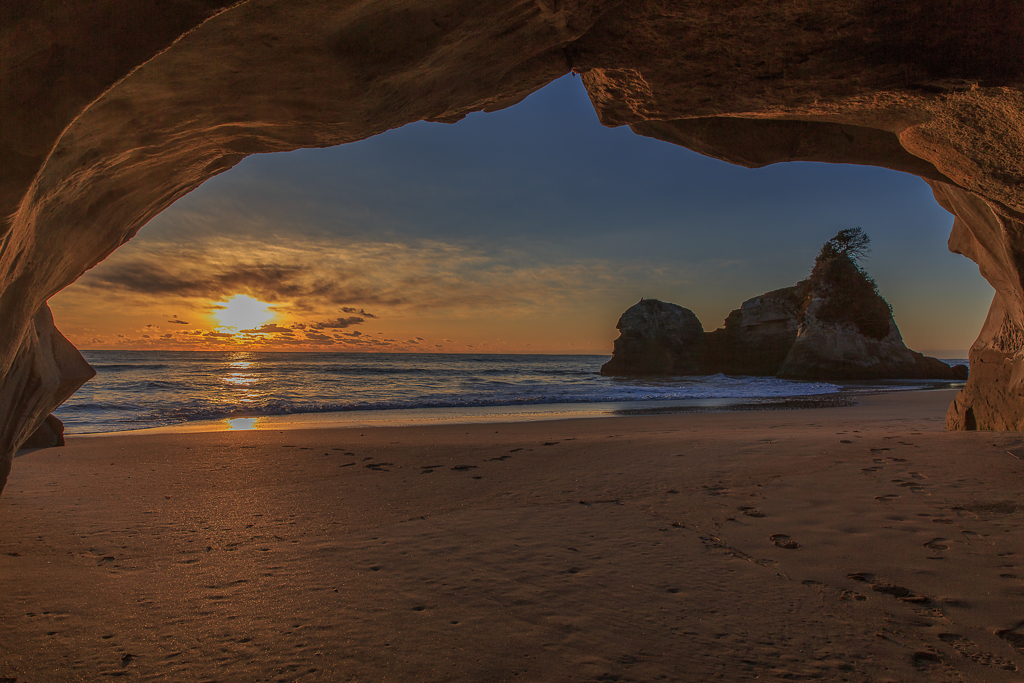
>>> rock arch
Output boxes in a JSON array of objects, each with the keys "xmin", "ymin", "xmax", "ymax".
[{"xmin": 4, "ymin": 0, "xmax": 1024, "ymax": 491}]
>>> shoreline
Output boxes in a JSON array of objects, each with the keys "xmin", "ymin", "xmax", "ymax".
[
  {"xmin": 5, "ymin": 389, "xmax": 1024, "ymax": 681},
  {"xmin": 55, "ymin": 380, "xmax": 966, "ymax": 440}
]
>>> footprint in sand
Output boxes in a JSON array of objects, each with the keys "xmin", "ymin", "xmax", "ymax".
[
  {"xmin": 875, "ymin": 494, "xmax": 900, "ymax": 503},
  {"xmin": 996, "ymin": 621, "xmax": 1024, "ymax": 655},
  {"xmin": 911, "ymin": 651, "xmax": 943, "ymax": 669},
  {"xmin": 770, "ymin": 533, "xmax": 800, "ymax": 549},
  {"xmin": 738, "ymin": 506, "xmax": 765, "ymax": 518},
  {"xmin": 849, "ymin": 572, "xmax": 931, "ymax": 604},
  {"xmin": 924, "ymin": 538, "xmax": 949, "ymax": 551},
  {"xmin": 939, "ymin": 633, "xmax": 1018, "ymax": 671}
]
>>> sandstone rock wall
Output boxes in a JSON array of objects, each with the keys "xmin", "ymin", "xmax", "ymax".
[{"xmin": 6, "ymin": 1, "xmax": 1024, "ymax": 491}]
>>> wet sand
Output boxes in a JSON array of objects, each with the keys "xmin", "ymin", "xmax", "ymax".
[{"xmin": 1, "ymin": 389, "xmax": 1023, "ymax": 681}]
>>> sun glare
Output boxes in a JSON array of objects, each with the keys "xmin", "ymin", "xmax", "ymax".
[{"xmin": 213, "ymin": 295, "xmax": 276, "ymax": 331}]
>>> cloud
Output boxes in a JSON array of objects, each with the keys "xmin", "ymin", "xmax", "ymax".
[
  {"xmin": 340, "ymin": 306, "xmax": 377, "ymax": 318},
  {"xmin": 310, "ymin": 316, "xmax": 364, "ymax": 329},
  {"xmin": 69, "ymin": 236, "xmax": 635, "ymax": 318},
  {"xmin": 167, "ymin": 319, "xmax": 190, "ymax": 325},
  {"xmin": 304, "ymin": 331, "xmax": 334, "ymax": 343},
  {"xmin": 240, "ymin": 323, "xmax": 294, "ymax": 334}
]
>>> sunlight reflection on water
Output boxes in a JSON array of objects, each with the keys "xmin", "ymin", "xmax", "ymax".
[
  {"xmin": 222, "ymin": 353, "xmax": 263, "ymax": 404},
  {"xmin": 225, "ymin": 417, "xmax": 257, "ymax": 430}
]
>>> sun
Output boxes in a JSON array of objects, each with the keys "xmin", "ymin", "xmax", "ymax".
[{"xmin": 213, "ymin": 295, "xmax": 276, "ymax": 331}]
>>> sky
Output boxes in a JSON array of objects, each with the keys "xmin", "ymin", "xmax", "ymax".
[{"xmin": 50, "ymin": 75, "xmax": 993, "ymax": 357}]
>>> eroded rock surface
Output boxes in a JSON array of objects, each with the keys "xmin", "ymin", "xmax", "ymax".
[
  {"xmin": 776, "ymin": 244, "xmax": 968, "ymax": 381},
  {"xmin": 704, "ymin": 287, "xmax": 805, "ymax": 376},
  {"xmin": 20, "ymin": 415, "xmax": 66, "ymax": 450},
  {"xmin": 0, "ymin": 306, "xmax": 94, "ymax": 488},
  {"xmin": 5, "ymin": 1, "xmax": 1024, "ymax": 490},
  {"xmin": 601, "ymin": 299, "xmax": 705, "ymax": 376},
  {"xmin": 777, "ymin": 298, "xmax": 968, "ymax": 381}
]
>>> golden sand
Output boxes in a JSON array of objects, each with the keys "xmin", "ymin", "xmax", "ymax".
[{"xmin": 1, "ymin": 390, "xmax": 1022, "ymax": 681}]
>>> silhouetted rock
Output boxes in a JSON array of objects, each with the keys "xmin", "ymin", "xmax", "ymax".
[
  {"xmin": 604, "ymin": 232, "xmax": 970, "ymax": 382},
  {"xmin": 20, "ymin": 415, "xmax": 66, "ymax": 450},
  {"xmin": 777, "ymin": 296, "xmax": 968, "ymax": 380},
  {"xmin": 776, "ymin": 243, "xmax": 968, "ymax": 381},
  {"xmin": 601, "ymin": 300, "xmax": 705, "ymax": 376},
  {"xmin": 704, "ymin": 285, "xmax": 805, "ymax": 376}
]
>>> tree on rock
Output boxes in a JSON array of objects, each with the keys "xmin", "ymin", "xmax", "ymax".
[
  {"xmin": 808, "ymin": 228, "xmax": 892, "ymax": 340},
  {"xmin": 820, "ymin": 227, "xmax": 871, "ymax": 263}
]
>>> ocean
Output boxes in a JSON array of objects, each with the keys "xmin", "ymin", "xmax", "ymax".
[{"xmin": 54, "ymin": 351, "xmax": 969, "ymax": 434}]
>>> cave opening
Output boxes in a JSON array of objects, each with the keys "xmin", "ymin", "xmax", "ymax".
[{"xmin": 43, "ymin": 75, "xmax": 993, "ymax": 436}]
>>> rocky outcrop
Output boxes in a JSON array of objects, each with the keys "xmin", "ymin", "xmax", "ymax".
[
  {"xmin": 7, "ymin": 1, "xmax": 1024, "ymax": 490},
  {"xmin": 776, "ymin": 245, "xmax": 969, "ymax": 381},
  {"xmin": 601, "ymin": 300, "xmax": 705, "ymax": 376},
  {"xmin": 777, "ymin": 299, "xmax": 968, "ymax": 381},
  {"xmin": 704, "ymin": 286, "xmax": 806, "ymax": 376},
  {"xmin": 0, "ymin": 306, "xmax": 94, "ymax": 488},
  {"xmin": 20, "ymin": 415, "xmax": 66, "ymax": 450},
  {"xmin": 603, "ymin": 247, "xmax": 968, "ymax": 381}
]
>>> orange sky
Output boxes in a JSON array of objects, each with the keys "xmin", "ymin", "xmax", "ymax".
[
  {"xmin": 49, "ymin": 77, "xmax": 993, "ymax": 357},
  {"xmin": 49, "ymin": 235, "xmax": 646, "ymax": 354}
]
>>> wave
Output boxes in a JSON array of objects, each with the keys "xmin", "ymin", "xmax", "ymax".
[
  {"xmin": 139, "ymin": 382, "xmax": 844, "ymax": 423},
  {"xmin": 63, "ymin": 351, "xmax": 964, "ymax": 436}
]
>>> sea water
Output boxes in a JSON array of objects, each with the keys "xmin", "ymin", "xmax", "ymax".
[{"xmin": 54, "ymin": 351, "xmax": 967, "ymax": 434}]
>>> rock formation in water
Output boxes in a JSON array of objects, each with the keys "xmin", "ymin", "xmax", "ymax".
[
  {"xmin": 704, "ymin": 286, "xmax": 806, "ymax": 376},
  {"xmin": 603, "ymin": 231, "xmax": 969, "ymax": 381},
  {"xmin": 776, "ymin": 238, "xmax": 969, "ymax": 380},
  {"xmin": 6, "ymin": 2, "xmax": 1024, "ymax": 490},
  {"xmin": 600, "ymin": 300, "xmax": 706, "ymax": 376}
]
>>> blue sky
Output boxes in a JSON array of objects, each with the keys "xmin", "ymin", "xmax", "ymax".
[{"xmin": 52, "ymin": 75, "xmax": 992, "ymax": 355}]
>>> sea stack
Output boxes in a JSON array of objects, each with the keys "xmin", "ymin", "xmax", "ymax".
[
  {"xmin": 777, "ymin": 234, "xmax": 966, "ymax": 380},
  {"xmin": 602, "ymin": 229, "xmax": 969, "ymax": 381},
  {"xmin": 703, "ymin": 285, "xmax": 805, "ymax": 376},
  {"xmin": 600, "ymin": 299, "xmax": 706, "ymax": 376}
]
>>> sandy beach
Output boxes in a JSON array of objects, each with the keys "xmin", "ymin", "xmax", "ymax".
[{"xmin": 1, "ymin": 389, "xmax": 1023, "ymax": 681}]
